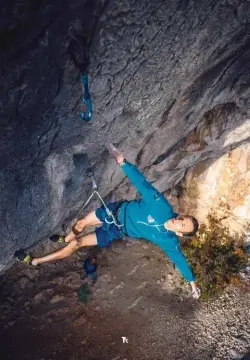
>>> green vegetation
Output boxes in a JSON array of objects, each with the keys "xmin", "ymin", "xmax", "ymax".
[{"xmin": 182, "ymin": 212, "xmax": 249, "ymax": 300}]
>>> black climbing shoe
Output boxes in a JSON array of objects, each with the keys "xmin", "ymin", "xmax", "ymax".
[
  {"xmin": 49, "ymin": 234, "xmax": 66, "ymax": 243},
  {"xmin": 15, "ymin": 250, "xmax": 32, "ymax": 265}
]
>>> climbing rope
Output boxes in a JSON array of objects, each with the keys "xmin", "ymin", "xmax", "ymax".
[
  {"xmin": 67, "ymin": 7, "xmax": 120, "ymax": 224},
  {"xmin": 75, "ymin": 172, "xmax": 123, "ymax": 228}
]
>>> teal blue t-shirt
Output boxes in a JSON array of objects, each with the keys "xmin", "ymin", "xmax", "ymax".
[{"xmin": 118, "ymin": 161, "xmax": 195, "ymax": 282}]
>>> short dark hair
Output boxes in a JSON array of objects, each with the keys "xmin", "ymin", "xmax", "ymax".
[{"xmin": 182, "ymin": 216, "xmax": 199, "ymax": 237}]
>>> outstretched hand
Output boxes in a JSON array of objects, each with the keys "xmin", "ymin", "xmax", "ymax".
[
  {"xmin": 107, "ymin": 143, "xmax": 125, "ymax": 165},
  {"xmin": 190, "ymin": 282, "xmax": 201, "ymax": 299},
  {"xmin": 192, "ymin": 287, "xmax": 201, "ymax": 299}
]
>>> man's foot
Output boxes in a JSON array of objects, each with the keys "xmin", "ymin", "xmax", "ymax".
[
  {"xmin": 15, "ymin": 250, "xmax": 33, "ymax": 265},
  {"xmin": 49, "ymin": 234, "xmax": 66, "ymax": 244}
]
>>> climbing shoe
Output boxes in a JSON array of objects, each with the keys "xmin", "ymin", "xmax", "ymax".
[
  {"xmin": 15, "ymin": 250, "xmax": 33, "ymax": 265},
  {"xmin": 49, "ymin": 234, "xmax": 66, "ymax": 243}
]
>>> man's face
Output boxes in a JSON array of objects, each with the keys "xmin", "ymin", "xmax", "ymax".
[{"xmin": 167, "ymin": 215, "xmax": 194, "ymax": 235}]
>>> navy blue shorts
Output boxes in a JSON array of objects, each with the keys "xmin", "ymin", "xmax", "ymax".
[{"xmin": 95, "ymin": 202, "xmax": 125, "ymax": 248}]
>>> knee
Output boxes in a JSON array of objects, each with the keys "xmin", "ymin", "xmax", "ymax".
[
  {"xmin": 77, "ymin": 233, "xmax": 97, "ymax": 247},
  {"xmin": 76, "ymin": 218, "xmax": 85, "ymax": 228}
]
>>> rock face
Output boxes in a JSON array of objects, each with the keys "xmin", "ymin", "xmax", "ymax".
[
  {"xmin": 165, "ymin": 126, "xmax": 250, "ymax": 235},
  {"xmin": 1, "ymin": 0, "xmax": 250, "ymax": 270},
  {"xmin": 1, "ymin": 238, "xmax": 250, "ymax": 360}
]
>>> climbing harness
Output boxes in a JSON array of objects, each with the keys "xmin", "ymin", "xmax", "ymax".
[
  {"xmin": 75, "ymin": 171, "xmax": 123, "ymax": 229},
  {"xmin": 68, "ymin": 29, "xmax": 93, "ymax": 121}
]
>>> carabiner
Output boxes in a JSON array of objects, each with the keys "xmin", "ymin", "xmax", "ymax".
[{"xmin": 104, "ymin": 216, "xmax": 115, "ymax": 225}]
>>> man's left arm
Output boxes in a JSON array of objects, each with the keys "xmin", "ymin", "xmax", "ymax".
[
  {"xmin": 107, "ymin": 144, "xmax": 161, "ymax": 201},
  {"xmin": 107, "ymin": 144, "xmax": 172, "ymax": 204},
  {"xmin": 159, "ymin": 243, "xmax": 201, "ymax": 299}
]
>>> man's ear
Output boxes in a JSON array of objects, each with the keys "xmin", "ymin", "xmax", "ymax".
[{"xmin": 176, "ymin": 232, "xmax": 184, "ymax": 237}]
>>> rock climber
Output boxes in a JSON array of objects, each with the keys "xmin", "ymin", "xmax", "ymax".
[{"xmin": 15, "ymin": 145, "xmax": 201, "ymax": 299}]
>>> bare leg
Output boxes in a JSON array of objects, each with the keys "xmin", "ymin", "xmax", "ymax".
[
  {"xmin": 32, "ymin": 232, "xmax": 98, "ymax": 265},
  {"xmin": 65, "ymin": 210, "xmax": 103, "ymax": 243}
]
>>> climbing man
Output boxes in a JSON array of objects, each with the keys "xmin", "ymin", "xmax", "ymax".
[{"xmin": 15, "ymin": 144, "xmax": 201, "ymax": 299}]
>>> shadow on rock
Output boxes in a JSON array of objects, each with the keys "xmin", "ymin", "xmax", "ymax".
[
  {"xmin": 242, "ymin": 353, "xmax": 250, "ymax": 360},
  {"xmin": 147, "ymin": 288, "xmax": 200, "ymax": 320}
]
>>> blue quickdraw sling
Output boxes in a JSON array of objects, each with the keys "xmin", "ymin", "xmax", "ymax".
[{"xmin": 68, "ymin": 29, "xmax": 93, "ymax": 121}]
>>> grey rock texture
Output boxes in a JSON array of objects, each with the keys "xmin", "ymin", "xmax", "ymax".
[
  {"xmin": 1, "ymin": 0, "xmax": 250, "ymax": 270},
  {"xmin": 0, "ymin": 240, "xmax": 250, "ymax": 360}
]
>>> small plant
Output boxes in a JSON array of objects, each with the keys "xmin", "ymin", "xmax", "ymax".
[{"xmin": 182, "ymin": 212, "xmax": 249, "ymax": 300}]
